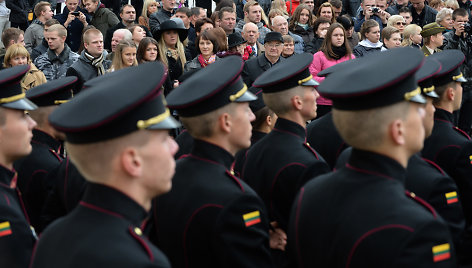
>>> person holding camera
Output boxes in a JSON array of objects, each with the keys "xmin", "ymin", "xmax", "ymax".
[
  {"xmin": 54, "ymin": 0, "xmax": 90, "ymax": 52},
  {"xmin": 442, "ymin": 8, "xmax": 472, "ymax": 135},
  {"xmin": 354, "ymin": 0, "xmax": 389, "ymax": 32}
]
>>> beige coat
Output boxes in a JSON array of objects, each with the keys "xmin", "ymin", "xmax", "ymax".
[{"xmin": 21, "ymin": 63, "xmax": 47, "ymax": 91}]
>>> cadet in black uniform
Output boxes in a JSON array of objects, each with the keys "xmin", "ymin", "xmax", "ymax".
[
  {"xmin": 150, "ymin": 56, "xmax": 275, "ymax": 267},
  {"xmin": 0, "ymin": 65, "xmax": 38, "ymax": 268},
  {"xmin": 421, "ymin": 50, "xmax": 472, "ymax": 227},
  {"xmin": 241, "ymin": 53, "xmax": 330, "ymax": 231},
  {"xmin": 30, "ymin": 62, "xmax": 180, "ymax": 268},
  {"xmin": 406, "ymin": 56, "xmax": 471, "ymax": 265},
  {"xmin": 233, "ymin": 87, "xmax": 277, "ymax": 177},
  {"xmin": 14, "ymin": 77, "xmax": 77, "ymax": 232},
  {"xmin": 289, "ymin": 47, "xmax": 457, "ymax": 267}
]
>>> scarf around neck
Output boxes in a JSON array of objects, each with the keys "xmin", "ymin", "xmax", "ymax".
[
  {"xmin": 84, "ymin": 51, "xmax": 105, "ymax": 75},
  {"xmin": 198, "ymin": 54, "xmax": 216, "ymax": 67}
]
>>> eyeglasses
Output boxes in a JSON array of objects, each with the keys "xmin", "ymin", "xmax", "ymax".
[{"xmin": 395, "ymin": 22, "xmax": 406, "ymax": 25}]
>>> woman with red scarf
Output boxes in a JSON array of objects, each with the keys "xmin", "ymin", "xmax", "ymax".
[{"xmin": 184, "ymin": 28, "xmax": 226, "ymax": 71}]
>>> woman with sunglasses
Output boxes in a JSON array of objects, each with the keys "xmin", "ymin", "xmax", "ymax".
[{"xmin": 387, "ymin": 15, "xmax": 407, "ymax": 34}]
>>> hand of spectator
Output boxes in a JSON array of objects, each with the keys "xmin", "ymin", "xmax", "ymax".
[
  {"xmin": 78, "ymin": 11, "xmax": 87, "ymax": 25},
  {"xmin": 269, "ymin": 222, "xmax": 287, "ymax": 251},
  {"xmin": 364, "ymin": 7, "xmax": 373, "ymax": 19},
  {"xmin": 66, "ymin": 12, "xmax": 76, "ymax": 24},
  {"xmin": 378, "ymin": 10, "xmax": 390, "ymax": 23},
  {"xmin": 456, "ymin": 22, "xmax": 465, "ymax": 36},
  {"xmin": 319, "ymin": 29, "xmax": 328, "ymax": 38}
]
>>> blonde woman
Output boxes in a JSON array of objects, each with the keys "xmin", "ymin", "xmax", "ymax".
[
  {"xmin": 109, "ymin": 40, "xmax": 138, "ymax": 72},
  {"xmin": 139, "ymin": 0, "xmax": 158, "ymax": 30},
  {"xmin": 401, "ymin": 24, "xmax": 422, "ymax": 48},
  {"xmin": 387, "ymin": 15, "xmax": 406, "ymax": 34},
  {"xmin": 4, "ymin": 44, "xmax": 46, "ymax": 91},
  {"xmin": 155, "ymin": 19, "xmax": 188, "ymax": 84}
]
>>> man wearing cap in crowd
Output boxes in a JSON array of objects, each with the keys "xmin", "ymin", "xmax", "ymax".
[
  {"xmin": 242, "ymin": 53, "xmax": 330, "ymax": 237},
  {"xmin": 149, "ymin": 56, "xmax": 276, "ymax": 267},
  {"xmin": 14, "ymin": 76, "xmax": 77, "ymax": 234},
  {"xmin": 30, "ymin": 62, "xmax": 179, "ymax": 267},
  {"xmin": 242, "ymin": 31, "xmax": 285, "ymax": 87},
  {"xmin": 0, "ymin": 65, "xmax": 38, "ymax": 268},
  {"xmin": 422, "ymin": 50, "xmax": 472, "ymax": 228},
  {"xmin": 288, "ymin": 47, "xmax": 456, "ymax": 267},
  {"xmin": 421, "ymin": 22, "xmax": 445, "ymax": 56}
]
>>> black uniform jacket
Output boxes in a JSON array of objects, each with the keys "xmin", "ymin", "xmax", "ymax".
[
  {"xmin": 233, "ymin": 130, "xmax": 267, "ymax": 177},
  {"xmin": 306, "ymin": 112, "xmax": 348, "ymax": 170},
  {"xmin": 241, "ymin": 54, "xmax": 283, "ymax": 87},
  {"xmin": 15, "ymin": 129, "xmax": 63, "ymax": 232},
  {"xmin": 31, "ymin": 183, "xmax": 171, "ymax": 268},
  {"xmin": 241, "ymin": 118, "xmax": 330, "ymax": 230},
  {"xmin": 150, "ymin": 139, "xmax": 274, "ymax": 268},
  {"xmin": 422, "ymin": 108, "xmax": 472, "ymax": 225},
  {"xmin": 0, "ymin": 165, "xmax": 36, "ymax": 268},
  {"xmin": 289, "ymin": 149, "xmax": 457, "ymax": 268},
  {"xmin": 40, "ymin": 157, "xmax": 87, "ymax": 230}
]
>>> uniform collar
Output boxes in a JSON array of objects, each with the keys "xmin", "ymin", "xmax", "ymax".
[
  {"xmin": 434, "ymin": 108, "xmax": 454, "ymax": 123},
  {"xmin": 190, "ymin": 139, "xmax": 234, "ymax": 170},
  {"xmin": 347, "ymin": 148, "xmax": 407, "ymax": 184},
  {"xmin": 0, "ymin": 164, "xmax": 16, "ymax": 188},
  {"xmin": 251, "ymin": 130, "xmax": 266, "ymax": 144},
  {"xmin": 80, "ymin": 183, "xmax": 149, "ymax": 226},
  {"xmin": 273, "ymin": 117, "xmax": 307, "ymax": 141},
  {"xmin": 32, "ymin": 129, "xmax": 62, "ymax": 153}
]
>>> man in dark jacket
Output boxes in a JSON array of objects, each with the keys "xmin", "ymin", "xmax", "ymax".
[
  {"xmin": 149, "ymin": 0, "xmax": 175, "ymax": 37},
  {"xmin": 54, "ymin": 0, "xmax": 90, "ymax": 52},
  {"xmin": 67, "ymin": 28, "xmax": 111, "ymax": 92},
  {"xmin": 242, "ymin": 31, "xmax": 284, "ymax": 87},
  {"xmin": 6, "ymin": 0, "xmax": 29, "ymax": 31},
  {"xmin": 410, "ymin": 0, "xmax": 437, "ymax": 27},
  {"xmin": 442, "ymin": 8, "xmax": 472, "ymax": 135},
  {"xmin": 305, "ymin": 17, "xmax": 330, "ymax": 54}
]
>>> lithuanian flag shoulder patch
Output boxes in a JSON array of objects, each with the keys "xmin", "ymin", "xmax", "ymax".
[
  {"xmin": 243, "ymin": 211, "xmax": 261, "ymax": 227},
  {"xmin": 469, "ymin": 155, "xmax": 472, "ymax": 164},
  {"xmin": 432, "ymin": 243, "xmax": 451, "ymax": 262},
  {"xmin": 445, "ymin": 191, "xmax": 458, "ymax": 204},
  {"xmin": 0, "ymin": 221, "xmax": 12, "ymax": 237}
]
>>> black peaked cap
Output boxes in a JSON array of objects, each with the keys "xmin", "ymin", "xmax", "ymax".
[
  {"xmin": 0, "ymin": 65, "xmax": 37, "ymax": 110},
  {"xmin": 317, "ymin": 47, "xmax": 426, "ymax": 111},
  {"xmin": 49, "ymin": 62, "xmax": 180, "ymax": 144},
  {"xmin": 26, "ymin": 76, "xmax": 78, "ymax": 106},
  {"xmin": 166, "ymin": 56, "xmax": 257, "ymax": 117},
  {"xmin": 415, "ymin": 57, "xmax": 441, "ymax": 98}
]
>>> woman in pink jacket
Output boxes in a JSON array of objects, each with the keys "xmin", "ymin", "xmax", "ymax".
[{"xmin": 309, "ymin": 23, "xmax": 355, "ymax": 118}]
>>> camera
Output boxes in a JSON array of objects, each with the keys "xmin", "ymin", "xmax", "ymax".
[
  {"xmin": 71, "ymin": 11, "xmax": 80, "ymax": 16},
  {"xmin": 371, "ymin": 7, "xmax": 380, "ymax": 13},
  {"xmin": 464, "ymin": 22, "xmax": 472, "ymax": 34}
]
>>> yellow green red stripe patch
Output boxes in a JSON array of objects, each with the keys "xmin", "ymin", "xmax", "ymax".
[
  {"xmin": 0, "ymin": 221, "xmax": 12, "ymax": 237},
  {"xmin": 243, "ymin": 211, "xmax": 261, "ymax": 227},
  {"xmin": 445, "ymin": 192, "xmax": 458, "ymax": 204},
  {"xmin": 469, "ymin": 155, "xmax": 472, "ymax": 164},
  {"xmin": 432, "ymin": 243, "xmax": 450, "ymax": 262}
]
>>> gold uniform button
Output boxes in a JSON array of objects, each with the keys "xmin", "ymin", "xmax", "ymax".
[
  {"xmin": 306, "ymin": 142, "xmax": 310, "ymax": 146},
  {"xmin": 134, "ymin": 227, "xmax": 142, "ymax": 236},
  {"xmin": 410, "ymin": 192, "xmax": 416, "ymax": 198},
  {"xmin": 230, "ymin": 170, "xmax": 235, "ymax": 176}
]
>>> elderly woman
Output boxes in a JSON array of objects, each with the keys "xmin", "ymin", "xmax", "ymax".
[
  {"xmin": 4, "ymin": 44, "xmax": 46, "ymax": 91},
  {"xmin": 401, "ymin": 24, "xmax": 422, "ymax": 48},
  {"xmin": 444, "ymin": 0, "xmax": 459, "ymax": 10},
  {"xmin": 387, "ymin": 15, "xmax": 406, "ymax": 34},
  {"xmin": 436, "ymin": 8, "xmax": 454, "ymax": 31}
]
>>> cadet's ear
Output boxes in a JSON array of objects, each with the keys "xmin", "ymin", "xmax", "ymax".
[
  {"xmin": 291, "ymin": 95, "xmax": 303, "ymax": 111},
  {"xmin": 446, "ymin": 86, "xmax": 455, "ymax": 101},
  {"xmin": 120, "ymin": 147, "xmax": 142, "ymax": 177},
  {"xmin": 389, "ymin": 118, "xmax": 405, "ymax": 145},
  {"xmin": 218, "ymin": 112, "xmax": 232, "ymax": 134}
]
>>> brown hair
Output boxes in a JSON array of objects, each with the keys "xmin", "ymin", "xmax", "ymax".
[
  {"xmin": 320, "ymin": 23, "xmax": 352, "ymax": 60},
  {"xmin": 381, "ymin": 26, "xmax": 400, "ymax": 43},
  {"xmin": 196, "ymin": 28, "xmax": 221, "ymax": 54},
  {"xmin": 1, "ymin": 28, "xmax": 23, "ymax": 49},
  {"xmin": 195, "ymin": 18, "xmax": 214, "ymax": 33},
  {"xmin": 289, "ymin": 4, "xmax": 314, "ymax": 31},
  {"xmin": 316, "ymin": 2, "xmax": 336, "ymax": 23},
  {"xmin": 360, "ymin": 19, "xmax": 379, "ymax": 40},
  {"xmin": 111, "ymin": 39, "xmax": 138, "ymax": 71},
  {"xmin": 34, "ymin": 1, "xmax": 51, "ymax": 18},
  {"xmin": 137, "ymin": 37, "xmax": 159, "ymax": 63}
]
